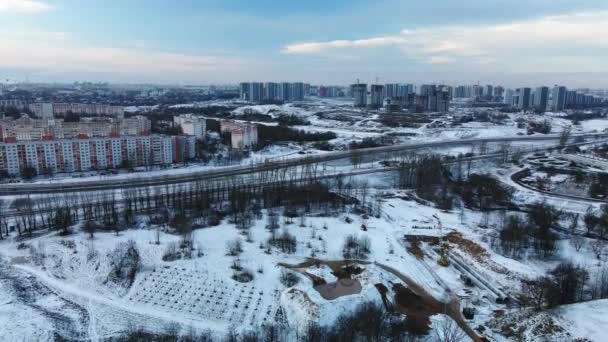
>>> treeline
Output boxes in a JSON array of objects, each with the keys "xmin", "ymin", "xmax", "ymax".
[
  {"xmin": 1, "ymin": 167, "xmax": 352, "ymax": 240},
  {"xmin": 395, "ymin": 155, "xmax": 514, "ymax": 212},
  {"xmin": 494, "ymin": 202, "xmax": 561, "ymax": 259},
  {"xmin": 111, "ymin": 301, "xmax": 451, "ymax": 342},
  {"xmin": 277, "ymin": 114, "xmax": 310, "ymax": 126},
  {"xmin": 257, "ymin": 124, "xmax": 336, "ymax": 146}
]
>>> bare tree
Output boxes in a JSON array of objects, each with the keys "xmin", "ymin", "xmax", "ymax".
[
  {"xmin": 431, "ymin": 317, "xmax": 467, "ymax": 342},
  {"xmin": 590, "ymin": 239, "xmax": 606, "ymax": 260},
  {"xmin": 570, "ymin": 235, "xmax": 585, "ymax": 252}
]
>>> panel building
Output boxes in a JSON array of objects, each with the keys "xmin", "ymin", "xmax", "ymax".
[{"xmin": 351, "ymin": 83, "xmax": 368, "ymax": 108}]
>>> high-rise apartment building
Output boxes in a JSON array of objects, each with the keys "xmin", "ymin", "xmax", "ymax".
[
  {"xmin": 369, "ymin": 84, "xmax": 384, "ymax": 109},
  {"xmin": 552, "ymin": 85, "xmax": 567, "ymax": 111},
  {"xmin": 351, "ymin": 84, "xmax": 367, "ymax": 108},
  {"xmin": 534, "ymin": 86, "xmax": 549, "ymax": 112}
]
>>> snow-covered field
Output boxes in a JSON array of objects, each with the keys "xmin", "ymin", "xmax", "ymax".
[{"xmin": 1, "ymin": 99, "xmax": 607, "ymax": 341}]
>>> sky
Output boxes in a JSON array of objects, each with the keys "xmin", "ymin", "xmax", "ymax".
[{"xmin": 1, "ymin": 0, "xmax": 608, "ymax": 87}]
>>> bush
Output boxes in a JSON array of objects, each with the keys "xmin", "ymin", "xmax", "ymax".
[
  {"xmin": 268, "ymin": 230, "xmax": 297, "ymax": 254},
  {"xmin": 226, "ymin": 238, "xmax": 243, "ymax": 256},
  {"xmin": 108, "ymin": 240, "xmax": 140, "ymax": 288},
  {"xmin": 458, "ymin": 174, "xmax": 513, "ymax": 210},
  {"xmin": 280, "ymin": 269, "xmax": 300, "ymax": 287},
  {"xmin": 342, "ymin": 234, "xmax": 372, "ymax": 259},
  {"xmin": 232, "ymin": 268, "xmax": 254, "ymax": 283},
  {"xmin": 162, "ymin": 242, "xmax": 179, "ymax": 262},
  {"xmin": 277, "ymin": 114, "xmax": 310, "ymax": 126}
]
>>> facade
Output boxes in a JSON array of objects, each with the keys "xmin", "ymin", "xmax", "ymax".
[
  {"xmin": 0, "ymin": 134, "xmax": 195, "ymax": 176},
  {"xmin": 239, "ymin": 82, "xmax": 250, "ymax": 100},
  {"xmin": 52, "ymin": 103, "xmax": 124, "ymax": 118},
  {"xmin": 263, "ymin": 82, "xmax": 280, "ymax": 102},
  {"xmin": 552, "ymin": 85, "xmax": 567, "ymax": 111},
  {"xmin": 351, "ymin": 83, "xmax": 367, "ymax": 108},
  {"xmin": 29, "ymin": 102, "xmax": 54, "ymax": 119},
  {"xmin": 238, "ymin": 82, "xmax": 307, "ymax": 103},
  {"xmin": 0, "ymin": 114, "xmax": 151, "ymax": 140},
  {"xmin": 515, "ymin": 88, "xmax": 532, "ymax": 110},
  {"xmin": 249, "ymin": 83, "xmax": 264, "ymax": 103},
  {"xmin": 173, "ymin": 114, "xmax": 206, "ymax": 139},
  {"xmin": 369, "ymin": 84, "xmax": 384, "ymax": 109},
  {"xmin": 534, "ymin": 87, "xmax": 549, "ymax": 112},
  {"xmin": 220, "ymin": 120, "xmax": 258, "ymax": 149},
  {"xmin": 290, "ymin": 82, "xmax": 305, "ymax": 101}
]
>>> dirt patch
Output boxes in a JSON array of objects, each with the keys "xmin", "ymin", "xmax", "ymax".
[
  {"xmin": 406, "ymin": 240, "xmax": 425, "ymax": 260},
  {"xmin": 331, "ymin": 264, "xmax": 365, "ymax": 279},
  {"xmin": 314, "ymin": 278, "xmax": 362, "ymax": 300},
  {"xmin": 444, "ymin": 232, "xmax": 488, "ymax": 258},
  {"xmin": 393, "ymin": 283, "xmax": 442, "ymax": 318},
  {"xmin": 404, "ymin": 234, "xmax": 440, "ymax": 245},
  {"xmin": 374, "ymin": 283, "xmax": 392, "ymax": 311}
]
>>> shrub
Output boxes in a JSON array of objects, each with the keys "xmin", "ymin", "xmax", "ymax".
[{"xmin": 342, "ymin": 234, "xmax": 372, "ymax": 259}]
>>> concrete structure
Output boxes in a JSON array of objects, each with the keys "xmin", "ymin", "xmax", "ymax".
[
  {"xmin": 369, "ymin": 84, "xmax": 384, "ymax": 109},
  {"xmin": 552, "ymin": 85, "xmax": 567, "ymax": 111},
  {"xmin": 534, "ymin": 86, "xmax": 549, "ymax": 112},
  {"xmin": 0, "ymin": 114, "xmax": 151, "ymax": 141},
  {"xmin": 239, "ymin": 82, "xmax": 250, "ymax": 100},
  {"xmin": 0, "ymin": 134, "xmax": 195, "ymax": 176},
  {"xmin": 29, "ymin": 102, "xmax": 54, "ymax": 119},
  {"xmin": 263, "ymin": 82, "xmax": 280, "ymax": 102},
  {"xmin": 290, "ymin": 82, "xmax": 305, "ymax": 101},
  {"xmin": 249, "ymin": 82, "xmax": 264, "ymax": 103},
  {"xmin": 174, "ymin": 114, "xmax": 206, "ymax": 139},
  {"xmin": 52, "ymin": 103, "xmax": 124, "ymax": 119},
  {"xmin": 351, "ymin": 83, "xmax": 367, "ymax": 108},
  {"xmin": 220, "ymin": 120, "xmax": 258, "ymax": 149},
  {"xmin": 515, "ymin": 88, "xmax": 532, "ymax": 110}
]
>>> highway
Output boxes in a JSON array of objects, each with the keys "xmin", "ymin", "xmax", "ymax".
[{"xmin": 1, "ymin": 133, "xmax": 607, "ymax": 195}]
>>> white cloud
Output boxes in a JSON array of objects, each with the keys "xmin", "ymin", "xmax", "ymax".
[
  {"xmin": 282, "ymin": 11, "xmax": 608, "ymax": 73},
  {"xmin": 0, "ymin": 0, "xmax": 52, "ymax": 13},
  {"xmin": 0, "ymin": 30, "xmax": 252, "ymax": 82}
]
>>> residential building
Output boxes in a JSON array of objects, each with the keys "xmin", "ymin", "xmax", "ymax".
[
  {"xmin": 534, "ymin": 86, "xmax": 549, "ymax": 112},
  {"xmin": 174, "ymin": 114, "xmax": 206, "ymax": 139},
  {"xmin": 0, "ymin": 134, "xmax": 195, "ymax": 176},
  {"xmin": 220, "ymin": 120, "xmax": 258, "ymax": 149},
  {"xmin": 552, "ymin": 85, "xmax": 567, "ymax": 111},
  {"xmin": 369, "ymin": 84, "xmax": 384, "ymax": 109},
  {"xmin": 351, "ymin": 83, "xmax": 367, "ymax": 108}
]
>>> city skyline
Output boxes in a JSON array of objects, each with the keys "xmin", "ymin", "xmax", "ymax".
[{"xmin": 1, "ymin": 0, "xmax": 608, "ymax": 87}]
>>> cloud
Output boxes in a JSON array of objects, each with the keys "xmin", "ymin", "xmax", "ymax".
[
  {"xmin": 282, "ymin": 11, "xmax": 608, "ymax": 74},
  {"xmin": 0, "ymin": 30, "xmax": 252, "ymax": 82},
  {"xmin": 0, "ymin": 0, "xmax": 52, "ymax": 13}
]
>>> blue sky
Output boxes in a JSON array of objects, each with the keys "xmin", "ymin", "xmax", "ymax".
[{"xmin": 1, "ymin": 0, "xmax": 608, "ymax": 87}]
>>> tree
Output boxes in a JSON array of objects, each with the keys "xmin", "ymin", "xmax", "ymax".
[
  {"xmin": 431, "ymin": 317, "xmax": 467, "ymax": 342},
  {"xmin": 559, "ymin": 126, "xmax": 572, "ymax": 148},
  {"xmin": 570, "ymin": 235, "xmax": 585, "ymax": 252},
  {"xmin": 590, "ymin": 240, "xmax": 606, "ymax": 260},
  {"xmin": 546, "ymin": 262, "xmax": 588, "ymax": 306},
  {"xmin": 83, "ymin": 219, "xmax": 97, "ymax": 239},
  {"xmin": 520, "ymin": 277, "xmax": 553, "ymax": 311},
  {"xmin": 584, "ymin": 206, "xmax": 599, "ymax": 235},
  {"xmin": 499, "ymin": 215, "xmax": 529, "ymax": 258}
]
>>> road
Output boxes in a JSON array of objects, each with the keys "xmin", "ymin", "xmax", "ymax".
[{"xmin": 2, "ymin": 133, "xmax": 606, "ymax": 195}]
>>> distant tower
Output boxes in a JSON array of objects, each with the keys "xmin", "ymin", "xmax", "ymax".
[
  {"xmin": 369, "ymin": 84, "xmax": 384, "ymax": 109},
  {"xmin": 351, "ymin": 80, "xmax": 367, "ymax": 108}
]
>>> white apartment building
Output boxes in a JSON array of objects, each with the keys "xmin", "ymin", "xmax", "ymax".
[
  {"xmin": 220, "ymin": 120, "xmax": 258, "ymax": 149},
  {"xmin": 0, "ymin": 134, "xmax": 195, "ymax": 177},
  {"xmin": 173, "ymin": 114, "xmax": 206, "ymax": 139}
]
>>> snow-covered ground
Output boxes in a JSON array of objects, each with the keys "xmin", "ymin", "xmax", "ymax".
[{"xmin": 1, "ymin": 99, "xmax": 607, "ymax": 341}]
